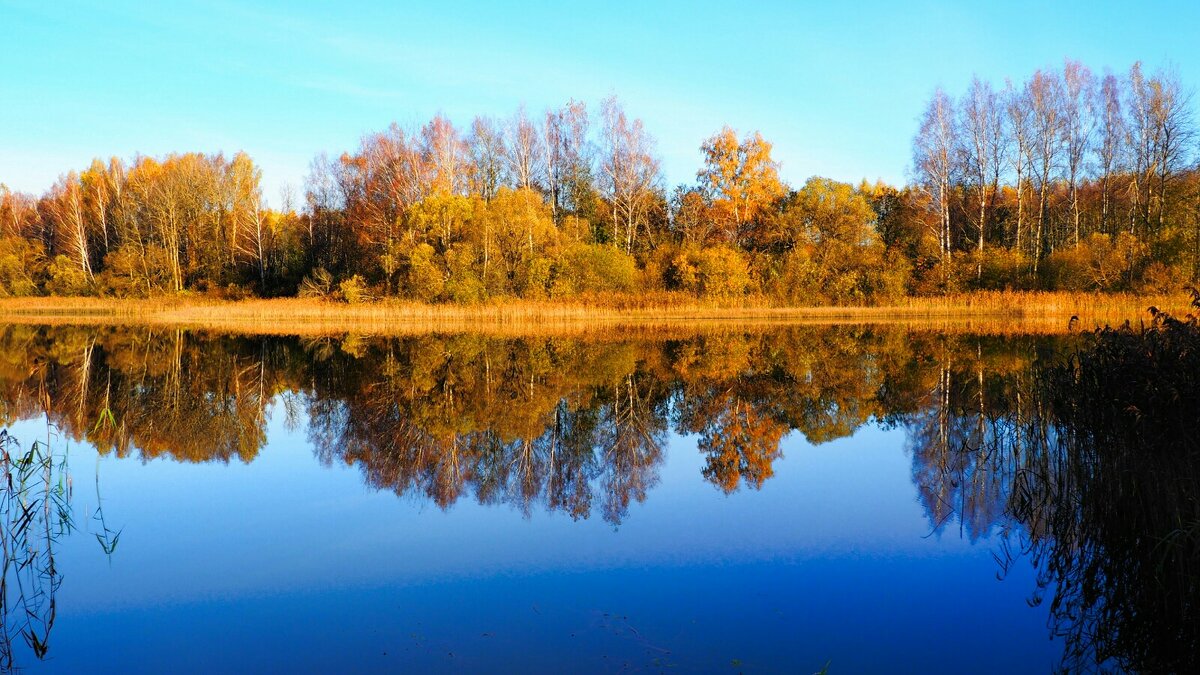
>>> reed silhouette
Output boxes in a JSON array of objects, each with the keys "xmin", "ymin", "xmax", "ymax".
[
  {"xmin": 0, "ymin": 430, "xmax": 72, "ymax": 669},
  {"xmin": 1018, "ymin": 291, "xmax": 1200, "ymax": 672},
  {"xmin": 901, "ymin": 292, "xmax": 1200, "ymax": 672}
]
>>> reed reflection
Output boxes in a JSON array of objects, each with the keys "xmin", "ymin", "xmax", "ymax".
[
  {"xmin": 891, "ymin": 307, "xmax": 1200, "ymax": 673},
  {"xmin": 0, "ymin": 430, "xmax": 71, "ymax": 669}
]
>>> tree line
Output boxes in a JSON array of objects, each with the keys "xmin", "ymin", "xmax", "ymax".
[
  {"xmin": 911, "ymin": 60, "xmax": 1198, "ymax": 291},
  {"xmin": 2, "ymin": 60, "xmax": 1197, "ymax": 303}
]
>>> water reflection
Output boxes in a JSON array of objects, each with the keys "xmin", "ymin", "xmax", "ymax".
[
  {"xmin": 1, "ymin": 326, "xmax": 1066, "ymax": 521},
  {"xmin": 0, "ymin": 323, "xmax": 1194, "ymax": 671}
]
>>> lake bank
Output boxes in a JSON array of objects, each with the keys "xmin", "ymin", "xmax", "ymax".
[{"xmin": 0, "ymin": 292, "xmax": 1186, "ymax": 336}]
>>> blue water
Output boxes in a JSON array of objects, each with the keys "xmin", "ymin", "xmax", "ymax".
[{"xmin": 6, "ymin": 411, "xmax": 1059, "ymax": 673}]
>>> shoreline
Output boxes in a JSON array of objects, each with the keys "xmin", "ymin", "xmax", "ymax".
[{"xmin": 0, "ymin": 292, "xmax": 1185, "ymax": 336}]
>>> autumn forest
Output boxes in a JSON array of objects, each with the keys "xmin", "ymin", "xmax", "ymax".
[{"xmin": 1, "ymin": 59, "xmax": 1197, "ymax": 305}]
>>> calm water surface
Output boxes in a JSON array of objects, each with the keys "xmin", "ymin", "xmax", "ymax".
[{"xmin": 0, "ymin": 325, "xmax": 1169, "ymax": 672}]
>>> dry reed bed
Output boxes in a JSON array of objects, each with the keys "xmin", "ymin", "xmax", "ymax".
[{"xmin": 0, "ymin": 292, "xmax": 1187, "ymax": 337}]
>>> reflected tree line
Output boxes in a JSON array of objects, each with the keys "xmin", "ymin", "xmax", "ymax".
[
  {"xmin": 0, "ymin": 323, "xmax": 1196, "ymax": 670},
  {"xmin": 0, "ymin": 325, "xmax": 1062, "ymax": 523}
]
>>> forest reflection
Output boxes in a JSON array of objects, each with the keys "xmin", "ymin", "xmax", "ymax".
[
  {"xmin": 0, "ymin": 325, "xmax": 1071, "ymax": 525},
  {"xmin": 0, "ymin": 323, "xmax": 1195, "ymax": 671}
]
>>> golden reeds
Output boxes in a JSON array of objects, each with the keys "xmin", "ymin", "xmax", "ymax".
[{"xmin": 0, "ymin": 292, "xmax": 1187, "ymax": 337}]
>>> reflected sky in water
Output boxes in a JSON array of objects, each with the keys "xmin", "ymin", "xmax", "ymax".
[{"xmin": 0, "ymin": 326, "xmax": 1068, "ymax": 672}]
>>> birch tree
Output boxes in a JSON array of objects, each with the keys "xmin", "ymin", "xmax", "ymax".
[
  {"xmin": 1062, "ymin": 60, "xmax": 1095, "ymax": 247},
  {"xmin": 1005, "ymin": 80, "xmax": 1034, "ymax": 254},
  {"xmin": 961, "ymin": 77, "xmax": 1006, "ymax": 277},
  {"xmin": 599, "ymin": 97, "xmax": 660, "ymax": 253},
  {"xmin": 46, "ymin": 173, "xmax": 94, "ymax": 283},
  {"xmin": 1027, "ymin": 69, "xmax": 1065, "ymax": 271},
  {"xmin": 505, "ymin": 106, "xmax": 543, "ymax": 192},
  {"xmin": 1095, "ymin": 72, "xmax": 1125, "ymax": 234},
  {"xmin": 467, "ymin": 116, "xmax": 506, "ymax": 201},
  {"xmin": 913, "ymin": 88, "xmax": 958, "ymax": 279}
]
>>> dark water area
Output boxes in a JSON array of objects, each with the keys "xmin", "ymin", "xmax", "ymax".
[{"xmin": 0, "ymin": 324, "xmax": 1195, "ymax": 673}]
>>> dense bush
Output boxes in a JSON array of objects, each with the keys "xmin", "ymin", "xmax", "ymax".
[
  {"xmin": 553, "ymin": 243, "xmax": 637, "ymax": 295},
  {"xmin": 406, "ymin": 243, "xmax": 444, "ymax": 302},
  {"xmin": 0, "ymin": 236, "xmax": 44, "ymax": 297},
  {"xmin": 98, "ymin": 245, "xmax": 174, "ymax": 297},
  {"xmin": 45, "ymin": 255, "xmax": 94, "ymax": 296},
  {"xmin": 1041, "ymin": 233, "xmax": 1142, "ymax": 291},
  {"xmin": 338, "ymin": 275, "xmax": 371, "ymax": 304},
  {"xmin": 664, "ymin": 245, "xmax": 752, "ymax": 299}
]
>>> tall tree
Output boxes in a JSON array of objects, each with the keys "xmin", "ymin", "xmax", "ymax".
[
  {"xmin": 544, "ymin": 99, "xmax": 592, "ymax": 224},
  {"xmin": 45, "ymin": 172, "xmax": 94, "ymax": 283},
  {"xmin": 669, "ymin": 185, "xmax": 720, "ymax": 246},
  {"xmin": 1062, "ymin": 59, "xmax": 1095, "ymax": 247},
  {"xmin": 304, "ymin": 152, "xmax": 353, "ymax": 275},
  {"xmin": 1145, "ymin": 67, "xmax": 1194, "ymax": 230},
  {"xmin": 1005, "ymin": 80, "xmax": 1034, "ymax": 254},
  {"xmin": 228, "ymin": 152, "xmax": 266, "ymax": 286},
  {"xmin": 0, "ymin": 185, "xmax": 40, "ymax": 241},
  {"xmin": 1027, "ymin": 68, "xmax": 1065, "ymax": 272},
  {"xmin": 1123, "ymin": 62, "xmax": 1184, "ymax": 233},
  {"xmin": 599, "ymin": 97, "xmax": 661, "ymax": 253},
  {"xmin": 697, "ymin": 126, "xmax": 785, "ymax": 248},
  {"xmin": 80, "ymin": 158, "xmax": 119, "ymax": 257},
  {"xmin": 913, "ymin": 87, "xmax": 959, "ymax": 280},
  {"xmin": 505, "ymin": 106, "xmax": 543, "ymax": 192},
  {"xmin": 961, "ymin": 77, "xmax": 1006, "ymax": 277},
  {"xmin": 1095, "ymin": 72, "xmax": 1125, "ymax": 235},
  {"xmin": 467, "ymin": 116, "xmax": 506, "ymax": 201},
  {"xmin": 350, "ymin": 125, "xmax": 430, "ymax": 288},
  {"xmin": 421, "ymin": 114, "xmax": 466, "ymax": 196}
]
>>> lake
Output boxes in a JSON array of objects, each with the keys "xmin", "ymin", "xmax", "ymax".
[{"xmin": 0, "ymin": 323, "xmax": 1191, "ymax": 672}]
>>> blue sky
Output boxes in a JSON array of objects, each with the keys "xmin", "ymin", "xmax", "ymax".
[{"xmin": 2, "ymin": 0, "xmax": 1197, "ymax": 204}]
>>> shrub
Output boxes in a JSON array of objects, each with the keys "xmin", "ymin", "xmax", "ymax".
[
  {"xmin": 1135, "ymin": 261, "xmax": 1187, "ymax": 294},
  {"xmin": 665, "ymin": 249, "xmax": 700, "ymax": 292},
  {"xmin": 338, "ymin": 275, "xmax": 371, "ymax": 304},
  {"xmin": 216, "ymin": 284, "xmax": 254, "ymax": 301},
  {"xmin": 298, "ymin": 267, "xmax": 335, "ymax": 299},
  {"xmin": 769, "ymin": 241, "xmax": 905, "ymax": 305},
  {"xmin": 445, "ymin": 273, "xmax": 486, "ymax": 303},
  {"xmin": 868, "ymin": 251, "xmax": 911, "ymax": 301},
  {"xmin": 1041, "ymin": 233, "xmax": 1149, "ymax": 292},
  {"xmin": 975, "ymin": 248, "xmax": 1029, "ymax": 291},
  {"xmin": 445, "ymin": 244, "xmax": 485, "ymax": 303},
  {"xmin": 639, "ymin": 246, "xmax": 671, "ymax": 292},
  {"xmin": 695, "ymin": 246, "xmax": 752, "ymax": 299},
  {"xmin": 406, "ymin": 243, "xmax": 445, "ymax": 302},
  {"xmin": 664, "ymin": 245, "xmax": 751, "ymax": 299},
  {"xmin": 0, "ymin": 236, "xmax": 45, "ymax": 297},
  {"xmin": 98, "ymin": 244, "xmax": 174, "ymax": 297},
  {"xmin": 45, "ymin": 255, "xmax": 94, "ymax": 296},
  {"xmin": 1043, "ymin": 246, "xmax": 1094, "ymax": 291},
  {"xmin": 553, "ymin": 243, "xmax": 637, "ymax": 295},
  {"xmin": 520, "ymin": 256, "xmax": 553, "ymax": 298}
]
